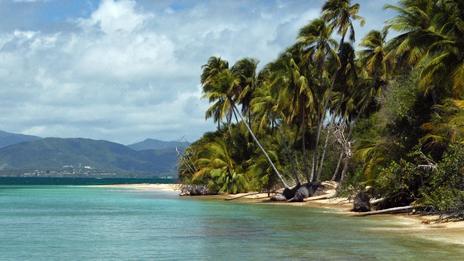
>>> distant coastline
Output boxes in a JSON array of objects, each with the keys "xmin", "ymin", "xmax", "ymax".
[{"xmin": 0, "ymin": 177, "xmax": 177, "ymax": 186}]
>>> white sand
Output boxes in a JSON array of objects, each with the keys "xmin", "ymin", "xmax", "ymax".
[{"xmin": 91, "ymin": 183, "xmax": 180, "ymax": 191}]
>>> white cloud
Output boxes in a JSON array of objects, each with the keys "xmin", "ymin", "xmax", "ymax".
[
  {"xmin": 13, "ymin": 0, "xmax": 49, "ymax": 3},
  {"xmin": 79, "ymin": 0, "xmax": 151, "ymax": 35},
  {"xmin": 76, "ymin": 33, "xmax": 178, "ymax": 80},
  {"xmin": 0, "ymin": 0, "xmax": 393, "ymax": 143}
]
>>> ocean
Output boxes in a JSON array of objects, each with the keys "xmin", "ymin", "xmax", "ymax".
[{"xmin": 0, "ymin": 184, "xmax": 462, "ymax": 260}]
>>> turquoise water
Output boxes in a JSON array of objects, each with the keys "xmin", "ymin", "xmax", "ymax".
[
  {"xmin": 0, "ymin": 177, "xmax": 177, "ymax": 185},
  {"xmin": 0, "ymin": 186, "xmax": 462, "ymax": 260}
]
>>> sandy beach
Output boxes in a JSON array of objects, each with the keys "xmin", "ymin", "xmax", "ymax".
[{"xmin": 91, "ymin": 183, "xmax": 181, "ymax": 192}]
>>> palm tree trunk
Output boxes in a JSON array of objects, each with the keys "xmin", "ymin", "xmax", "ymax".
[
  {"xmin": 311, "ymin": 68, "xmax": 339, "ymax": 182},
  {"xmin": 316, "ymin": 123, "xmax": 331, "ymax": 181},
  {"xmin": 340, "ymin": 157, "xmax": 349, "ymax": 184},
  {"xmin": 232, "ymin": 108, "xmax": 239, "ymax": 123},
  {"xmin": 334, "ymin": 121, "xmax": 354, "ymax": 183},
  {"xmin": 331, "ymin": 150, "xmax": 344, "ymax": 181},
  {"xmin": 310, "ymin": 111, "xmax": 325, "ymax": 182},
  {"xmin": 248, "ymin": 109, "xmax": 252, "ymax": 130},
  {"xmin": 232, "ymin": 104, "xmax": 290, "ymax": 189},
  {"xmin": 301, "ymin": 109, "xmax": 310, "ymax": 182},
  {"xmin": 316, "ymin": 116, "xmax": 337, "ymax": 181},
  {"xmin": 340, "ymin": 34, "xmax": 345, "ymax": 49}
]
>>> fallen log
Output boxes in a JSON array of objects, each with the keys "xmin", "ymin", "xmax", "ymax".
[
  {"xmin": 304, "ymin": 191, "xmax": 337, "ymax": 201},
  {"xmin": 356, "ymin": 206, "xmax": 413, "ymax": 216},
  {"xmin": 225, "ymin": 192, "xmax": 260, "ymax": 201}
]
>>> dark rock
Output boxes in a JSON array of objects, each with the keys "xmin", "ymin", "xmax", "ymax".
[
  {"xmin": 288, "ymin": 182, "xmax": 320, "ymax": 202},
  {"xmin": 352, "ymin": 191, "xmax": 371, "ymax": 212},
  {"xmin": 270, "ymin": 194, "xmax": 287, "ymax": 201},
  {"xmin": 180, "ymin": 184, "xmax": 215, "ymax": 196},
  {"xmin": 282, "ymin": 183, "xmax": 301, "ymax": 200}
]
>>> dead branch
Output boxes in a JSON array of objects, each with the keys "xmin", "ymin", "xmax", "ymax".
[{"xmin": 356, "ymin": 206, "xmax": 413, "ymax": 216}]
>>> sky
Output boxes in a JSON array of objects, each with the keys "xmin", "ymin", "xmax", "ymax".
[{"xmin": 0, "ymin": 0, "xmax": 395, "ymax": 144}]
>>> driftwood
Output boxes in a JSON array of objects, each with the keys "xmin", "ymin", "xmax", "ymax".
[
  {"xmin": 225, "ymin": 192, "xmax": 260, "ymax": 201},
  {"xmin": 356, "ymin": 206, "xmax": 413, "ymax": 216},
  {"xmin": 370, "ymin": 198, "xmax": 385, "ymax": 205},
  {"xmin": 304, "ymin": 192, "xmax": 337, "ymax": 201}
]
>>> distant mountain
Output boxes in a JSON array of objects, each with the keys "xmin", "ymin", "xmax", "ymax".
[
  {"xmin": 128, "ymin": 138, "xmax": 189, "ymax": 151},
  {"xmin": 0, "ymin": 138, "xmax": 178, "ymax": 177},
  {"xmin": 0, "ymin": 130, "xmax": 41, "ymax": 148}
]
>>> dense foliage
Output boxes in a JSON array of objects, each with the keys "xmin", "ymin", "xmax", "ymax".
[{"xmin": 179, "ymin": 0, "xmax": 464, "ymax": 214}]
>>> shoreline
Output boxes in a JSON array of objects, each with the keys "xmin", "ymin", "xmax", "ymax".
[
  {"xmin": 89, "ymin": 183, "xmax": 181, "ymax": 192},
  {"xmin": 96, "ymin": 183, "xmax": 464, "ymax": 245}
]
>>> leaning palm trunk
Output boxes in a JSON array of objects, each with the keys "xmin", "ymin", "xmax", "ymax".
[{"xmin": 232, "ymin": 104, "xmax": 290, "ymax": 189}]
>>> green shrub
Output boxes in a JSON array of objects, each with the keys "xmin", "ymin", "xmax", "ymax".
[
  {"xmin": 374, "ymin": 160, "xmax": 426, "ymax": 209},
  {"xmin": 418, "ymin": 144, "xmax": 464, "ymax": 214}
]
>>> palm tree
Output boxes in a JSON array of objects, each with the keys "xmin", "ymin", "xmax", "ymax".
[
  {"xmin": 417, "ymin": 1, "xmax": 464, "ymax": 99},
  {"xmin": 357, "ymin": 29, "xmax": 391, "ymax": 114},
  {"xmin": 203, "ymin": 69, "xmax": 239, "ymax": 129},
  {"xmin": 386, "ymin": 0, "xmax": 464, "ymax": 100},
  {"xmin": 359, "ymin": 29, "xmax": 390, "ymax": 89},
  {"xmin": 328, "ymin": 43, "xmax": 359, "ymax": 183},
  {"xmin": 421, "ymin": 99, "xmax": 464, "ymax": 152},
  {"xmin": 322, "ymin": 0, "xmax": 365, "ymax": 46},
  {"xmin": 202, "ymin": 56, "xmax": 291, "ymax": 189},
  {"xmin": 231, "ymin": 58, "xmax": 259, "ymax": 127},
  {"xmin": 384, "ymin": 0, "xmax": 437, "ymax": 69},
  {"xmin": 250, "ymin": 74, "xmax": 280, "ymax": 131},
  {"xmin": 298, "ymin": 18, "xmax": 338, "ymax": 182},
  {"xmin": 298, "ymin": 18, "xmax": 338, "ymax": 72},
  {"xmin": 201, "ymin": 56, "xmax": 229, "ymax": 86},
  {"xmin": 201, "ymin": 57, "xmax": 233, "ymax": 129},
  {"xmin": 193, "ymin": 138, "xmax": 248, "ymax": 194},
  {"xmin": 232, "ymin": 102, "xmax": 291, "ymax": 188},
  {"xmin": 272, "ymin": 49, "xmax": 316, "ymax": 182}
]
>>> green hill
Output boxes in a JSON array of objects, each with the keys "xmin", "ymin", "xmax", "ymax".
[
  {"xmin": 128, "ymin": 138, "xmax": 189, "ymax": 151},
  {"xmin": 0, "ymin": 130, "xmax": 41, "ymax": 148},
  {"xmin": 0, "ymin": 138, "xmax": 178, "ymax": 176}
]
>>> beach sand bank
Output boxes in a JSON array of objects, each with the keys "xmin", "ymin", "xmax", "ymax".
[{"xmin": 91, "ymin": 183, "xmax": 181, "ymax": 191}]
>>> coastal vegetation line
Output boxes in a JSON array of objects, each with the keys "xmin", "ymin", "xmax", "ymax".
[{"xmin": 178, "ymin": 0, "xmax": 464, "ymax": 217}]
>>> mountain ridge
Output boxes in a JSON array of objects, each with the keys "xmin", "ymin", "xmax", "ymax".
[
  {"xmin": 0, "ymin": 135, "xmax": 181, "ymax": 177},
  {"xmin": 128, "ymin": 138, "xmax": 189, "ymax": 151},
  {"xmin": 0, "ymin": 130, "xmax": 41, "ymax": 149}
]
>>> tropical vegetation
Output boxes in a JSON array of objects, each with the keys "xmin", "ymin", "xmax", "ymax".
[{"xmin": 179, "ymin": 0, "xmax": 464, "ymax": 216}]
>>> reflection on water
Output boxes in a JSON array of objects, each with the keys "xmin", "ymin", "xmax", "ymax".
[{"xmin": 0, "ymin": 186, "xmax": 462, "ymax": 260}]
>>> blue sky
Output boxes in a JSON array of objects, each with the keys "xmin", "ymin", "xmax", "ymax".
[{"xmin": 0, "ymin": 0, "xmax": 395, "ymax": 144}]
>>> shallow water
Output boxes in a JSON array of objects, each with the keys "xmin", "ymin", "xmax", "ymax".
[{"xmin": 0, "ymin": 186, "xmax": 462, "ymax": 260}]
